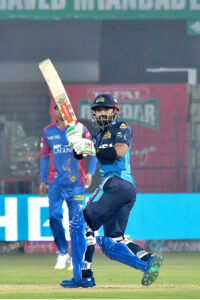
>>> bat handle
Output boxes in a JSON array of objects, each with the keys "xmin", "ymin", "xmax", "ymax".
[{"xmin": 68, "ymin": 121, "xmax": 76, "ymax": 128}]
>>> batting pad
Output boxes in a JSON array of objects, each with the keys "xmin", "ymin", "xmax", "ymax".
[
  {"xmin": 70, "ymin": 206, "xmax": 87, "ymax": 283},
  {"xmin": 96, "ymin": 236, "xmax": 148, "ymax": 272}
]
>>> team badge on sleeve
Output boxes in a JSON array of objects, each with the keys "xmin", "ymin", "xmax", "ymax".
[
  {"xmin": 117, "ymin": 131, "xmax": 122, "ymax": 137},
  {"xmin": 120, "ymin": 123, "xmax": 127, "ymax": 129}
]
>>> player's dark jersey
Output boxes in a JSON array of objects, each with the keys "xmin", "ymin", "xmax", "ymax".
[
  {"xmin": 92, "ymin": 120, "xmax": 135, "ymax": 185},
  {"xmin": 40, "ymin": 122, "xmax": 90, "ymax": 186}
]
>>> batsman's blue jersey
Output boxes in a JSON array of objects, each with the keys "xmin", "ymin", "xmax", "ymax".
[
  {"xmin": 92, "ymin": 120, "xmax": 135, "ymax": 185},
  {"xmin": 40, "ymin": 122, "xmax": 96, "ymax": 186}
]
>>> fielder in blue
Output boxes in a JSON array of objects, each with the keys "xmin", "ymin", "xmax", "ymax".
[
  {"xmin": 40, "ymin": 105, "xmax": 97, "ymax": 270},
  {"xmin": 61, "ymin": 94, "xmax": 163, "ymax": 288}
]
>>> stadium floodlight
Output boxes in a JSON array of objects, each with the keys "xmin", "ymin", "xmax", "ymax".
[{"xmin": 146, "ymin": 68, "xmax": 197, "ymax": 85}]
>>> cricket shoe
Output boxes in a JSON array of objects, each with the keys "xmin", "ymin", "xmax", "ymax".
[
  {"xmin": 67, "ymin": 258, "xmax": 73, "ymax": 271},
  {"xmin": 141, "ymin": 253, "xmax": 163, "ymax": 286},
  {"xmin": 55, "ymin": 252, "xmax": 72, "ymax": 270},
  {"xmin": 60, "ymin": 276, "xmax": 96, "ymax": 288}
]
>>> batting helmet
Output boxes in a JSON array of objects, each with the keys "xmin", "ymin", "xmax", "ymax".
[{"xmin": 91, "ymin": 94, "xmax": 120, "ymax": 113}]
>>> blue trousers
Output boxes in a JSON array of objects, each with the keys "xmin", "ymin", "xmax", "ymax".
[
  {"xmin": 48, "ymin": 183, "xmax": 84, "ymax": 254},
  {"xmin": 83, "ymin": 176, "xmax": 136, "ymax": 238}
]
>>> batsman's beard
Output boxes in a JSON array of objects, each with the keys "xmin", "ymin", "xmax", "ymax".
[{"xmin": 96, "ymin": 114, "xmax": 116, "ymax": 128}]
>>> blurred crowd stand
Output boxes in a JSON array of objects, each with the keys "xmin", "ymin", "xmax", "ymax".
[{"xmin": 0, "ymin": 116, "xmax": 40, "ymax": 194}]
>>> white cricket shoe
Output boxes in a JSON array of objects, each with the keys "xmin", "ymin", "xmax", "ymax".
[
  {"xmin": 67, "ymin": 257, "xmax": 73, "ymax": 271},
  {"xmin": 54, "ymin": 253, "xmax": 72, "ymax": 270}
]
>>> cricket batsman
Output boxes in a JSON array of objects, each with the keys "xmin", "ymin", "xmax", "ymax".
[{"xmin": 60, "ymin": 94, "xmax": 163, "ymax": 287}]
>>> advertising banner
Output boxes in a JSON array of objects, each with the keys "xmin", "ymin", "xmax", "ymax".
[
  {"xmin": 50, "ymin": 83, "xmax": 188, "ymax": 193},
  {"xmin": 145, "ymin": 239, "xmax": 200, "ymax": 252},
  {"xmin": 1, "ymin": 1, "xmax": 200, "ymax": 20},
  {"xmin": 0, "ymin": 193, "xmax": 200, "ymax": 242},
  {"xmin": 0, "ymin": 194, "xmax": 90, "ymax": 241}
]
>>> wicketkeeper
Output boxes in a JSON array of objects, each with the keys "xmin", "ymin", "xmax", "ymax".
[{"xmin": 60, "ymin": 94, "xmax": 163, "ymax": 288}]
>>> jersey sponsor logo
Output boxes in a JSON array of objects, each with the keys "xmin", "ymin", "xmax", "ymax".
[
  {"xmin": 47, "ymin": 135, "xmax": 61, "ymax": 140},
  {"xmin": 54, "ymin": 144, "xmax": 61, "ymax": 149},
  {"xmin": 103, "ymin": 131, "xmax": 111, "ymax": 139},
  {"xmin": 53, "ymin": 144, "xmax": 72, "ymax": 154},
  {"xmin": 99, "ymin": 143, "xmax": 113, "ymax": 149},
  {"xmin": 120, "ymin": 123, "xmax": 127, "ymax": 129},
  {"xmin": 74, "ymin": 195, "xmax": 84, "ymax": 201}
]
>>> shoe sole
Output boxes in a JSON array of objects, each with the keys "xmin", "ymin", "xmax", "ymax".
[
  {"xmin": 60, "ymin": 281, "xmax": 96, "ymax": 288},
  {"xmin": 142, "ymin": 254, "xmax": 163, "ymax": 286},
  {"xmin": 61, "ymin": 283, "xmax": 96, "ymax": 288}
]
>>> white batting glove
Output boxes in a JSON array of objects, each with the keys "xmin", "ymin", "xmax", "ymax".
[
  {"xmin": 73, "ymin": 138, "xmax": 96, "ymax": 156},
  {"xmin": 66, "ymin": 122, "xmax": 84, "ymax": 146}
]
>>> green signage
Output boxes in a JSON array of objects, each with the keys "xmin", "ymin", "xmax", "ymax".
[
  {"xmin": 1, "ymin": 0, "xmax": 200, "ymax": 20},
  {"xmin": 187, "ymin": 20, "xmax": 200, "ymax": 34},
  {"xmin": 78, "ymin": 98, "xmax": 159, "ymax": 130}
]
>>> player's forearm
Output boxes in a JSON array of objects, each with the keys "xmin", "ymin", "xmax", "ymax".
[
  {"xmin": 88, "ymin": 156, "xmax": 98, "ymax": 176},
  {"xmin": 114, "ymin": 143, "xmax": 128, "ymax": 158},
  {"xmin": 40, "ymin": 156, "xmax": 50, "ymax": 183},
  {"xmin": 96, "ymin": 143, "xmax": 128, "ymax": 160},
  {"xmin": 96, "ymin": 147, "xmax": 117, "ymax": 161}
]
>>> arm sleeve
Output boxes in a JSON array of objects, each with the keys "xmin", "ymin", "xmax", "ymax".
[
  {"xmin": 115, "ymin": 123, "xmax": 132, "ymax": 146},
  {"xmin": 40, "ymin": 157, "xmax": 50, "ymax": 183},
  {"xmin": 88, "ymin": 156, "xmax": 98, "ymax": 176},
  {"xmin": 40, "ymin": 133, "xmax": 50, "ymax": 183}
]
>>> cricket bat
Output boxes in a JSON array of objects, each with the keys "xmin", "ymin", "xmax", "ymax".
[{"xmin": 39, "ymin": 58, "xmax": 77, "ymax": 126}]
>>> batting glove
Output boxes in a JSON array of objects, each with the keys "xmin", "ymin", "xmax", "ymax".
[
  {"xmin": 66, "ymin": 122, "xmax": 84, "ymax": 146},
  {"xmin": 73, "ymin": 138, "xmax": 96, "ymax": 156}
]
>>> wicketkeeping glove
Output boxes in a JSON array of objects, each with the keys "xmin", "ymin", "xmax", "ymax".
[
  {"xmin": 66, "ymin": 122, "xmax": 84, "ymax": 146},
  {"xmin": 73, "ymin": 138, "xmax": 96, "ymax": 156}
]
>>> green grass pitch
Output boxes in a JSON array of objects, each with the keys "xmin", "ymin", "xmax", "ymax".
[{"xmin": 0, "ymin": 252, "xmax": 199, "ymax": 299}]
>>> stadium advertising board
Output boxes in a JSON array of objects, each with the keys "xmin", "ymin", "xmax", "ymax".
[
  {"xmin": 1, "ymin": 1, "xmax": 200, "ymax": 20},
  {"xmin": 0, "ymin": 194, "xmax": 89, "ymax": 241},
  {"xmin": 0, "ymin": 194, "xmax": 200, "ymax": 241}
]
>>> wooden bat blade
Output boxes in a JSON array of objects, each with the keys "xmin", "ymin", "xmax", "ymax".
[{"xmin": 39, "ymin": 58, "xmax": 76, "ymax": 125}]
